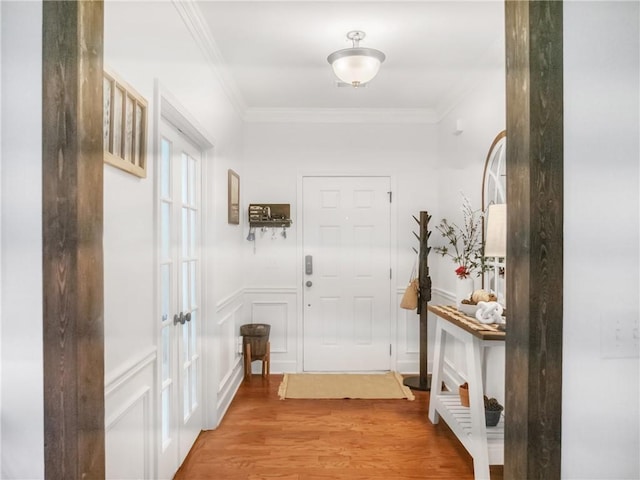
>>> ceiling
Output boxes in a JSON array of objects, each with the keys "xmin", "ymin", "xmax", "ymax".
[{"xmin": 194, "ymin": 1, "xmax": 505, "ymax": 121}]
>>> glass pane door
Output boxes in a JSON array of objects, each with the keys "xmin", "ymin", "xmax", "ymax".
[{"xmin": 158, "ymin": 119, "xmax": 203, "ymax": 479}]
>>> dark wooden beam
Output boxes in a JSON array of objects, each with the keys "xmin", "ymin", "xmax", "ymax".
[
  {"xmin": 505, "ymin": 1, "xmax": 564, "ymax": 479},
  {"xmin": 403, "ymin": 211, "xmax": 433, "ymax": 391},
  {"xmin": 42, "ymin": 2, "xmax": 105, "ymax": 478}
]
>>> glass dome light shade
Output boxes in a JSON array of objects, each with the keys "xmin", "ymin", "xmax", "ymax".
[{"xmin": 327, "ymin": 47, "xmax": 385, "ymax": 86}]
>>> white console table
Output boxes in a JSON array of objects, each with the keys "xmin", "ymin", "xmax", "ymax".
[{"xmin": 427, "ymin": 305, "xmax": 505, "ymax": 480}]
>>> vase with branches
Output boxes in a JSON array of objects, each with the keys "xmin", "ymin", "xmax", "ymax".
[{"xmin": 433, "ymin": 195, "xmax": 487, "ymax": 280}]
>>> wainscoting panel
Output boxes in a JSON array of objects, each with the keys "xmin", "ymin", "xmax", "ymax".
[
  {"xmin": 395, "ymin": 288, "xmax": 420, "ymax": 373},
  {"xmin": 250, "ymin": 301, "xmax": 288, "ymax": 353},
  {"xmin": 244, "ymin": 288, "xmax": 297, "ymax": 373},
  {"xmin": 105, "ymin": 349, "xmax": 155, "ymax": 480},
  {"xmin": 214, "ymin": 290, "xmax": 244, "ymax": 425},
  {"xmin": 216, "ymin": 307, "xmax": 242, "ymax": 390}
]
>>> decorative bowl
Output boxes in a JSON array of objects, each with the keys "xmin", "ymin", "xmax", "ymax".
[{"xmin": 457, "ymin": 303, "xmax": 479, "ymax": 316}]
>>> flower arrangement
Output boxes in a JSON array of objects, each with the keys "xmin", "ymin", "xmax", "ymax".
[{"xmin": 434, "ymin": 195, "xmax": 487, "ymax": 279}]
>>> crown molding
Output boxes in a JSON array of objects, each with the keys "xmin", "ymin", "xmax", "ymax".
[
  {"xmin": 172, "ymin": 0, "xmax": 247, "ymax": 116},
  {"xmin": 243, "ymin": 107, "xmax": 438, "ymax": 124},
  {"xmin": 172, "ymin": 0, "xmax": 498, "ymax": 126}
]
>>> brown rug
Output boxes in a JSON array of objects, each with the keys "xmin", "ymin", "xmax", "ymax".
[{"xmin": 277, "ymin": 372, "xmax": 415, "ymax": 400}]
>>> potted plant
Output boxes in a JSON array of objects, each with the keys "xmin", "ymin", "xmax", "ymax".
[
  {"xmin": 484, "ymin": 395, "xmax": 504, "ymax": 427},
  {"xmin": 459, "ymin": 382, "xmax": 470, "ymax": 407},
  {"xmin": 433, "ymin": 194, "xmax": 488, "ymax": 305}
]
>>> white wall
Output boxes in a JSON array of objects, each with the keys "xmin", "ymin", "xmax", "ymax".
[
  {"xmin": 0, "ymin": 2, "xmax": 44, "ymax": 479},
  {"xmin": 103, "ymin": 0, "xmax": 244, "ymax": 370},
  {"xmin": 428, "ymin": 54, "xmax": 507, "ymax": 403},
  {"xmin": 243, "ymin": 121, "xmax": 439, "ymax": 284},
  {"xmin": 103, "ymin": 1, "xmax": 245, "ymax": 477},
  {"xmin": 563, "ymin": 3, "xmax": 639, "ymax": 479},
  {"xmin": 433, "ymin": 67, "xmax": 506, "ymax": 297},
  {"xmin": 242, "ymin": 120, "xmax": 439, "ymax": 372}
]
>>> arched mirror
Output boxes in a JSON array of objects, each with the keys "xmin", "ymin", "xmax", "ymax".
[
  {"xmin": 482, "ymin": 131, "xmax": 506, "ymax": 304},
  {"xmin": 482, "ymin": 130, "xmax": 506, "ymax": 207}
]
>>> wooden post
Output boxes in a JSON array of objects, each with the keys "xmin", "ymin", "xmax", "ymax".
[
  {"xmin": 403, "ymin": 211, "xmax": 432, "ymax": 391},
  {"xmin": 505, "ymin": 1, "xmax": 564, "ymax": 478},
  {"xmin": 42, "ymin": 2, "xmax": 105, "ymax": 479}
]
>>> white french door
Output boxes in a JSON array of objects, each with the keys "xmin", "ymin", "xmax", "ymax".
[
  {"xmin": 157, "ymin": 119, "xmax": 202, "ymax": 479},
  {"xmin": 302, "ymin": 176, "xmax": 392, "ymax": 372}
]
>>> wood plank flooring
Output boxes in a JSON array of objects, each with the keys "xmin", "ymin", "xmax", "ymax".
[{"xmin": 174, "ymin": 375, "xmax": 504, "ymax": 480}]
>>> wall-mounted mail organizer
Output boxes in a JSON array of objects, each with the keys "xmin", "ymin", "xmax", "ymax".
[{"xmin": 248, "ymin": 204, "xmax": 292, "ymax": 228}]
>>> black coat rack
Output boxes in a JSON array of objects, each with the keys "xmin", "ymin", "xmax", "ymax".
[{"xmin": 403, "ymin": 211, "xmax": 432, "ymax": 391}]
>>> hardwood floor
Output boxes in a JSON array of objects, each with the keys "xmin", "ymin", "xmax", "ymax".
[{"xmin": 174, "ymin": 375, "xmax": 504, "ymax": 480}]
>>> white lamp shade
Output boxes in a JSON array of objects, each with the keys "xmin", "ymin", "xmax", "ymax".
[
  {"xmin": 327, "ymin": 47, "xmax": 385, "ymax": 86},
  {"xmin": 485, "ymin": 203, "xmax": 507, "ymax": 258}
]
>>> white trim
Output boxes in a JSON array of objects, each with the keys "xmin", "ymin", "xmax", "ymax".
[
  {"xmin": 244, "ymin": 287, "xmax": 297, "ymax": 295},
  {"xmin": 217, "ymin": 357, "xmax": 243, "ymax": 394},
  {"xmin": 215, "ymin": 288, "xmax": 244, "ymax": 312},
  {"xmin": 249, "ymin": 301, "xmax": 289, "ymax": 354},
  {"xmin": 105, "ymin": 348, "xmax": 157, "ymax": 397},
  {"xmin": 433, "ymin": 286, "xmax": 456, "ymax": 303},
  {"xmin": 170, "ymin": 1, "xmax": 501, "ymax": 125},
  {"xmin": 106, "ymin": 386, "xmax": 152, "ymax": 430},
  {"xmin": 215, "ymin": 361, "xmax": 243, "ymax": 428},
  {"xmin": 157, "ymin": 83, "xmax": 215, "ymax": 150},
  {"xmin": 105, "ymin": 387, "xmax": 152, "ymax": 480},
  {"xmin": 217, "ymin": 307, "xmax": 240, "ymax": 327},
  {"xmin": 171, "ymin": 0, "xmax": 247, "ymax": 117}
]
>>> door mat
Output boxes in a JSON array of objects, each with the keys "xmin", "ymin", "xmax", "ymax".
[{"xmin": 278, "ymin": 372, "xmax": 415, "ymax": 401}]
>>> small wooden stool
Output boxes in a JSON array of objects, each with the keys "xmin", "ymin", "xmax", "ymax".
[{"xmin": 243, "ymin": 341, "xmax": 270, "ymax": 380}]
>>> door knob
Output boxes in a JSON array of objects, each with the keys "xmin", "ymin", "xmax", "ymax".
[
  {"xmin": 173, "ymin": 312, "xmax": 187, "ymax": 325},
  {"xmin": 306, "ymin": 281, "xmax": 313, "ymax": 287}
]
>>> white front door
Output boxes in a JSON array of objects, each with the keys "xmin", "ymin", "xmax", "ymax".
[
  {"xmin": 302, "ymin": 176, "xmax": 392, "ymax": 372},
  {"xmin": 157, "ymin": 119, "xmax": 202, "ymax": 479}
]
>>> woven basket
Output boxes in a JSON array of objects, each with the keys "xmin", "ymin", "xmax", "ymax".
[{"xmin": 240, "ymin": 323, "xmax": 271, "ymax": 358}]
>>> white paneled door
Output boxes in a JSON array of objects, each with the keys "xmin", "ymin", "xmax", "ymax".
[
  {"xmin": 302, "ymin": 176, "xmax": 392, "ymax": 371},
  {"xmin": 158, "ymin": 119, "xmax": 202, "ymax": 479}
]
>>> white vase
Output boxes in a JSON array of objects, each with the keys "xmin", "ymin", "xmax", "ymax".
[{"xmin": 456, "ymin": 277, "xmax": 474, "ymax": 307}]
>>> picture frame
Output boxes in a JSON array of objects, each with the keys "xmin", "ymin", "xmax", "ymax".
[
  {"xmin": 228, "ymin": 169, "xmax": 240, "ymax": 224},
  {"xmin": 103, "ymin": 67, "xmax": 148, "ymax": 178}
]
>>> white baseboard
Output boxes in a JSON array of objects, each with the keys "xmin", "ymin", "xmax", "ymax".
[
  {"xmin": 396, "ymin": 359, "xmax": 432, "ymax": 375},
  {"xmin": 215, "ymin": 362, "xmax": 243, "ymax": 428}
]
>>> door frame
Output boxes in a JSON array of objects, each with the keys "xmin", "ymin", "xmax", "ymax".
[
  {"xmin": 152, "ymin": 81, "xmax": 215, "ymax": 476},
  {"xmin": 296, "ymin": 173, "xmax": 398, "ymax": 373}
]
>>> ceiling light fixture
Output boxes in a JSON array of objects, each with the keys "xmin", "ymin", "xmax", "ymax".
[{"xmin": 327, "ymin": 30, "xmax": 385, "ymax": 88}]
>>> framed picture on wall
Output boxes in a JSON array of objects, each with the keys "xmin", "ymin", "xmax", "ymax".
[
  {"xmin": 228, "ymin": 169, "xmax": 240, "ymax": 224},
  {"xmin": 103, "ymin": 67, "xmax": 148, "ymax": 178}
]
